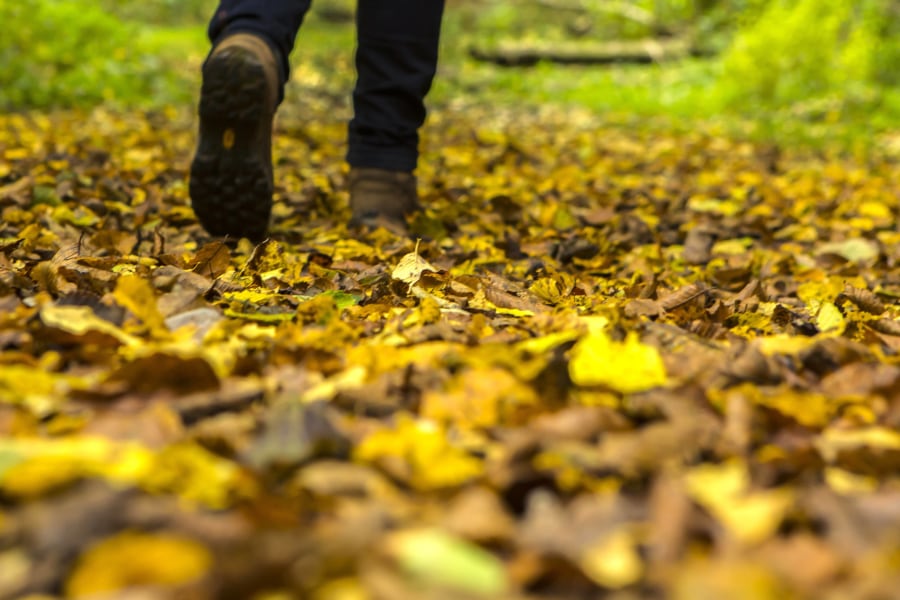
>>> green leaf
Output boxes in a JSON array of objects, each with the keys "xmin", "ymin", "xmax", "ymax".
[
  {"xmin": 321, "ymin": 290, "xmax": 361, "ymax": 310},
  {"xmin": 817, "ymin": 238, "xmax": 880, "ymax": 263},
  {"xmin": 223, "ymin": 308, "xmax": 296, "ymax": 323},
  {"xmin": 0, "ymin": 448, "xmax": 23, "ymax": 480},
  {"xmin": 387, "ymin": 529, "xmax": 508, "ymax": 596}
]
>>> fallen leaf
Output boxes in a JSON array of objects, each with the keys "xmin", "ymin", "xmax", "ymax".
[
  {"xmin": 391, "ymin": 241, "xmax": 439, "ymax": 286},
  {"xmin": 569, "ymin": 330, "xmax": 668, "ymax": 393},
  {"xmin": 385, "ymin": 528, "xmax": 508, "ymax": 596},
  {"xmin": 579, "ymin": 527, "xmax": 643, "ymax": 588},
  {"xmin": 816, "ymin": 238, "xmax": 880, "ymax": 263},
  {"xmin": 65, "ymin": 531, "xmax": 211, "ymax": 597},
  {"xmin": 684, "ymin": 461, "xmax": 793, "ymax": 545}
]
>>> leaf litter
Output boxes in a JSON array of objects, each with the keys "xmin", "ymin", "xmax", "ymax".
[{"xmin": 1, "ymin": 102, "xmax": 900, "ymax": 599}]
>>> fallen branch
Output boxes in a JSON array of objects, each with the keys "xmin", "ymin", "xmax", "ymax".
[{"xmin": 469, "ymin": 36, "xmax": 701, "ymax": 66}]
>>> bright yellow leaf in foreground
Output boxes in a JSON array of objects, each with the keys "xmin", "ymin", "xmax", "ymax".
[
  {"xmin": 354, "ymin": 414, "xmax": 482, "ymax": 490},
  {"xmin": 38, "ymin": 304, "xmax": 139, "ymax": 348},
  {"xmin": 815, "ymin": 302, "xmax": 845, "ymax": 334},
  {"xmin": 825, "ymin": 467, "xmax": 879, "ymax": 495},
  {"xmin": 579, "ymin": 527, "xmax": 644, "ymax": 588},
  {"xmin": 421, "ymin": 367, "xmax": 538, "ymax": 429},
  {"xmin": 66, "ymin": 531, "xmax": 211, "ymax": 597},
  {"xmin": 0, "ymin": 437, "xmax": 251, "ymax": 508},
  {"xmin": 0, "ymin": 437, "xmax": 149, "ymax": 498},
  {"xmin": 815, "ymin": 426, "xmax": 900, "ymax": 462},
  {"xmin": 386, "ymin": 528, "xmax": 508, "ymax": 596},
  {"xmin": 113, "ymin": 274, "xmax": 168, "ymax": 335},
  {"xmin": 569, "ymin": 330, "xmax": 667, "ymax": 393},
  {"xmin": 752, "ymin": 388, "xmax": 834, "ymax": 428},
  {"xmin": 684, "ymin": 461, "xmax": 793, "ymax": 545}
]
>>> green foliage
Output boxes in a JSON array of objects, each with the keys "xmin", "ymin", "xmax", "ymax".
[
  {"xmin": 0, "ymin": 0, "xmax": 203, "ymax": 110},
  {"xmin": 98, "ymin": 0, "xmax": 214, "ymax": 25},
  {"xmin": 716, "ymin": 0, "xmax": 898, "ymax": 108}
]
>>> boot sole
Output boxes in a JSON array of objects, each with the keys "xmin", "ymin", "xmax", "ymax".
[{"xmin": 189, "ymin": 47, "xmax": 273, "ymax": 241}]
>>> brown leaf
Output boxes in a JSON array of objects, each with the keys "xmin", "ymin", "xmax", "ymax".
[
  {"xmin": 624, "ymin": 298, "xmax": 661, "ymax": 318},
  {"xmin": 659, "ymin": 282, "xmax": 708, "ymax": 311},
  {"xmin": 104, "ymin": 353, "xmax": 220, "ymax": 395},
  {"xmin": 443, "ymin": 486, "xmax": 516, "ymax": 544},
  {"xmin": 682, "ymin": 226, "xmax": 716, "ymax": 265},
  {"xmin": 187, "ymin": 241, "xmax": 232, "ymax": 279},
  {"xmin": 245, "ymin": 399, "xmax": 350, "ymax": 469},
  {"xmin": 869, "ymin": 317, "xmax": 900, "ymax": 336},
  {"xmin": 840, "ymin": 284, "xmax": 886, "ymax": 315}
]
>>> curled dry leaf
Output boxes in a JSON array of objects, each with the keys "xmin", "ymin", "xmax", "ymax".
[
  {"xmin": 659, "ymin": 282, "xmax": 708, "ymax": 311},
  {"xmin": 391, "ymin": 241, "xmax": 439, "ymax": 286},
  {"xmin": 840, "ymin": 284, "xmax": 886, "ymax": 315}
]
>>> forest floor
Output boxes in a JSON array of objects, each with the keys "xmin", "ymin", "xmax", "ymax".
[{"xmin": 2, "ymin": 56, "xmax": 900, "ymax": 599}]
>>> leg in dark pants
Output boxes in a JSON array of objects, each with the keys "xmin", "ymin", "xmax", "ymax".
[{"xmin": 348, "ymin": 0, "xmax": 445, "ymax": 172}]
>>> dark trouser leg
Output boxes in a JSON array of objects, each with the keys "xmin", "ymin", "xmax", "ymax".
[
  {"xmin": 347, "ymin": 0, "xmax": 445, "ymax": 172},
  {"xmin": 207, "ymin": 0, "xmax": 312, "ymax": 103}
]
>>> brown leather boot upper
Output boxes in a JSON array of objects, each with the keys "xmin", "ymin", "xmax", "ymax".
[
  {"xmin": 348, "ymin": 167, "xmax": 421, "ymax": 233},
  {"xmin": 211, "ymin": 33, "xmax": 280, "ymax": 109}
]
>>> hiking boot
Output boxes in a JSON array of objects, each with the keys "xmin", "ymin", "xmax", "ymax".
[
  {"xmin": 348, "ymin": 167, "xmax": 421, "ymax": 232},
  {"xmin": 189, "ymin": 33, "xmax": 279, "ymax": 241}
]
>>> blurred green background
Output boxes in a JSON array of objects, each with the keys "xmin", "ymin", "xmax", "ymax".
[{"xmin": 2, "ymin": 0, "xmax": 899, "ymax": 152}]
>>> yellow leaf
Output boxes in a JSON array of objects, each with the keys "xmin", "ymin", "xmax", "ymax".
[
  {"xmin": 0, "ymin": 437, "xmax": 250, "ymax": 508},
  {"xmin": 569, "ymin": 330, "xmax": 667, "ymax": 393},
  {"xmin": 684, "ymin": 461, "xmax": 792, "ymax": 545},
  {"xmin": 674, "ymin": 560, "xmax": 788, "ymax": 600},
  {"xmin": 529, "ymin": 275, "xmax": 570, "ymax": 304},
  {"xmin": 0, "ymin": 437, "xmax": 149, "ymax": 498},
  {"xmin": 815, "ymin": 302, "xmax": 845, "ymax": 334},
  {"xmin": 386, "ymin": 529, "xmax": 507, "ymax": 596},
  {"xmin": 753, "ymin": 388, "xmax": 834, "ymax": 428},
  {"xmin": 579, "ymin": 528, "xmax": 643, "ymax": 589},
  {"xmin": 355, "ymin": 414, "xmax": 481, "ymax": 490},
  {"xmin": 711, "ymin": 237, "xmax": 754, "ymax": 255},
  {"xmin": 224, "ymin": 288, "xmax": 281, "ymax": 304},
  {"xmin": 825, "ymin": 467, "xmax": 878, "ymax": 495},
  {"xmin": 39, "ymin": 304, "xmax": 138, "ymax": 348},
  {"xmin": 814, "ymin": 426, "xmax": 900, "ymax": 462},
  {"xmin": 0, "ymin": 364, "xmax": 83, "ymax": 417},
  {"xmin": 0, "ymin": 549, "xmax": 30, "ymax": 597},
  {"xmin": 515, "ymin": 330, "xmax": 581, "ymax": 355},
  {"xmin": 141, "ymin": 442, "xmax": 255, "ymax": 509},
  {"xmin": 687, "ymin": 195, "xmax": 742, "ymax": 216},
  {"xmin": 113, "ymin": 274, "xmax": 167, "ymax": 334},
  {"xmin": 859, "ymin": 200, "xmax": 891, "ymax": 219},
  {"xmin": 797, "ymin": 277, "xmax": 845, "ymax": 315},
  {"xmin": 392, "ymin": 240, "xmax": 438, "ymax": 286},
  {"xmin": 301, "ymin": 365, "xmax": 368, "ymax": 404},
  {"xmin": 755, "ymin": 334, "xmax": 818, "ymax": 356},
  {"xmin": 421, "ymin": 367, "xmax": 538, "ymax": 429},
  {"xmin": 817, "ymin": 238, "xmax": 880, "ymax": 263},
  {"xmin": 311, "ymin": 578, "xmax": 368, "ymax": 600},
  {"xmin": 65, "ymin": 531, "xmax": 211, "ymax": 597},
  {"xmin": 467, "ymin": 289, "xmax": 534, "ymax": 317},
  {"xmin": 402, "ymin": 293, "xmax": 443, "ymax": 327}
]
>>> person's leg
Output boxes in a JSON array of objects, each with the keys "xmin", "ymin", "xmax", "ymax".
[
  {"xmin": 190, "ymin": 1, "xmax": 311, "ymax": 241},
  {"xmin": 347, "ymin": 0, "xmax": 445, "ymax": 226}
]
